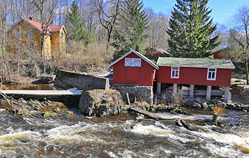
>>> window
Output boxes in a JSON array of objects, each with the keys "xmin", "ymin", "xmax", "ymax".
[
  {"xmin": 207, "ymin": 68, "xmax": 217, "ymax": 80},
  {"xmin": 125, "ymin": 58, "xmax": 141, "ymax": 67},
  {"xmin": 16, "ymin": 44, "xmax": 20, "ymax": 52},
  {"xmin": 61, "ymin": 32, "xmax": 63, "ymax": 39},
  {"xmin": 15, "ymin": 29, "xmax": 20, "ymax": 38},
  {"xmin": 29, "ymin": 43, "xmax": 34, "ymax": 52},
  {"xmin": 61, "ymin": 46, "xmax": 64, "ymax": 52},
  {"xmin": 171, "ymin": 67, "xmax": 179, "ymax": 78},
  {"xmin": 28, "ymin": 30, "xmax": 34, "ymax": 38},
  {"xmin": 47, "ymin": 44, "xmax": 49, "ymax": 53}
]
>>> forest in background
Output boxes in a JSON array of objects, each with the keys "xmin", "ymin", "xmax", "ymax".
[
  {"xmin": 0, "ymin": 0, "xmax": 170, "ymax": 83},
  {"xmin": 0, "ymin": 0, "xmax": 248, "ymax": 83}
]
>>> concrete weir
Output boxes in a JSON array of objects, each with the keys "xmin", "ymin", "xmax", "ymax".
[{"xmin": 0, "ymin": 89, "xmax": 83, "ymax": 100}]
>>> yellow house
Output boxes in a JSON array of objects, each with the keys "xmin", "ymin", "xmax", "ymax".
[{"xmin": 7, "ymin": 17, "xmax": 67, "ymax": 58}]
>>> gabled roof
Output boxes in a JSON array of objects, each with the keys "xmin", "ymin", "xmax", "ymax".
[
  {"xmin": 8, "ymin": 18, "xmax": 66, "ymax": 34},
  {"xmin": 24, "ymin": 18, "xmax": 48, "ymax": 32},
  {"xmin": 108, "ymin": 50, "xmax": 159, "ymax": 70},
  {"xmin": 49, "ymin": 25, "xmax": 67, "ymax": 34},
  {"xmin": 157, "ymin": 57, "xmax": 235, "ymax": 69}
]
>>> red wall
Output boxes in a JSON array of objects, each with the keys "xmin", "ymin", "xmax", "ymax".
[
  {"xmin": 113, "ymin": 53, "xmax": 156, "ymax": 86},
  {"xmin": 157, "ymin": 66, "xmax": 232, "ymax": 87}
]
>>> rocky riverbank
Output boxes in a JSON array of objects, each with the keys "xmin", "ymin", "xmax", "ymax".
[{"xmin": 0, "ymin": 96, "xmax": 78, "ymax": 119}]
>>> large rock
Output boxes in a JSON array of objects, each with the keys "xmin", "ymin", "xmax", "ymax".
[{"xmin": 79, "ymin": 89, "xmax": 124, "ymax": 117}]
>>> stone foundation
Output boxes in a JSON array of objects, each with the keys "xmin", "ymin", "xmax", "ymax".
[
  {"xmin": 54, "ymin": 69, "xmax": 109, "ymax": 90},
  {"xmin": 113, "ymin": 84, "xmax": 153, "ymax": 104}
]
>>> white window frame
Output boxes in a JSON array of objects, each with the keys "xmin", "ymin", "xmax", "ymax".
[
  {"xmin": 28, "ymin": 30, "xmax": 34, "ymax": 38},
  {"xmin": 29, "ymin": 43, "xmax": 34, "ymax": 52},
  {"xmin": 171, "ymin": 66, "xmax": 179, "ymax": 79},
  {"xmin": 16, "ymin": 43, "xmax": 20, "ymax": 52},
  {"xmin": 15, "ymin": 29, "xmax": 20, "ymax": 39},
  {"xmin": 207, "ymin": 68, "xmax": 217, "ymax": 80}
]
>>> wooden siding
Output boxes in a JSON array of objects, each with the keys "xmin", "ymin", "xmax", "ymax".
[
  {"xmin": 7, "ymin": 19, "xmax": 66, "ymax": 58},
  {"xmin": 51, "ymin": 28, "xmax": 66, "ymax": 57},
  {"xmin": 157, "ymin": 66, "xmax": 232, "ymax": 87},
  {"xmin": 7, "ymin": 20, "xmax": 42, "ymax": 55},
  {"xmin": 113, "ymin": 52, "xmax": 156, "ymax": 86}
]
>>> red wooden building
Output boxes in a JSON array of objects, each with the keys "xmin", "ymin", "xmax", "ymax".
[
  {"xmin": 156, "ymin": 57, "xmax": 235, "ymax": 101},
  {"xmin": 145, "ymin": 48, "xmax": 171, "ymax": 57},
  {"xmin": 108, "ymin": 50, "xmax": 159, "ymax": 86}
]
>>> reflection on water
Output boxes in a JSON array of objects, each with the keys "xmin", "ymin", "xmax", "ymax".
[{"xmin": 0, "ymin": 111, "xmax": 249, "ymax": 157}]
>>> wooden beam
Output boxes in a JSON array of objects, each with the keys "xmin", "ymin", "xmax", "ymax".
[
  {"xmin": 173, "ymin": 84, "xmax": 177, "ymax": 95},
  {"xmin": 129, "ymin": 107, "xmax": 162, "ymax": 120},
  {"xmin": 157, "ymin": 82, "xmax": 161, "ymax": 95},
  {"xmin": 206, "ymin": 86, "xmax": 212, "ymax": 101},
  {"xmin": 189, "ymin": 85, "xmax": 194, "ymax": 98},
  {"xmin": 224, "ymin": 87, "xmax": 230, "ymax": 102}
]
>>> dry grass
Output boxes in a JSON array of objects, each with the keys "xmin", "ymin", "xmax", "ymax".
[{"xmin": 213, "ymin": 104, "xmax": 225, "ymax": 116}]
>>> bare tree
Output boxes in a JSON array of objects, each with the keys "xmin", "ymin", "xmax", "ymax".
[
  {"xmin": 30, "ymin": 0, "xmax": 60, "ymax": 76},
  {"xmin": 225, "ymin": 6, "xmax": 249, "ymax": 83},
  {"xmin": 95, "ymin": 0, "xmax": 120, "ymax": 52},
  {"xmin": 145, "ymin": 8, "xmax": 169, "ymax": 49}
]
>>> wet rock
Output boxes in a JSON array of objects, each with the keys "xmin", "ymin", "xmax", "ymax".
[
  {"xmin": 183, "ymin": 100, "xmax": 194, "ymax": 107},
  {"xmin": 195, "ymin": 97, "xmax": 203, "ymax": 104},
  {"xmin": 79, "ymin": 89, "xmax": 124, "ymax": 117},
  {"xmin": 201, "ymin": 102, "xmax": 209, "ymax": 109},
  {"xmin": 192, "ymin": 102, "xmax": 202, "ymax": 108},
  {"xmin": 0, "ymin": 109, "xmax": 6, "ymax": 114}
]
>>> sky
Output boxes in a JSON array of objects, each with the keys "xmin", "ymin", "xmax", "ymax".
[{"xmin": 142, "ymin": 0, "xmax": 249, "ymax": 25}]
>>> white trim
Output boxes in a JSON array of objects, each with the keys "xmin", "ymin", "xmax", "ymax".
[
  {"xmin": 207, "ymin": 68, "xmax": 217, "ymax": 80},
  {"xmin": 28, "ymin": 30, "xmax": 34, "ymax": 38},
  {"xmin": 60, "ymin": 26, "xmax": 67, "ymax": 34},
  {"xmin": 229, "ymin": 59, "xmax": 236, "ymax": 69},
  {"xmin": 171, "ymin": 66, "xmax": 180, "ymax": 79},
  {"xmin": 108, "ymin": 50, "xmax": 159, "ymax": 70}
]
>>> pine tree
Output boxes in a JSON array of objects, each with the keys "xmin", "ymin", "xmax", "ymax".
[
  {"xmin": 67, "ymin": 1, "xmax": 96, "ymax": 44},
  {"xmin": 112, "ymin": 0, "xmax": 149, "ymax": 58},
  {"xmin": 167, "ymin": 0, "xmax": 219, "ymax": 58}
]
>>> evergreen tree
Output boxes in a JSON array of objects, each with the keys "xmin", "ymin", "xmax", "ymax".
[
  {"xmin": 167, "ymin": 0, "xmax": 219, "ymax": 58},
  {"xmin": 67, "ymin": 1, "xmax": 96, "ymax": 44},
  {"xmin": 112, "ymin": 0, "xmax": 149, "ymax": 58}
]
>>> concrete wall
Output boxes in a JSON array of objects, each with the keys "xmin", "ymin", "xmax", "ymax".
[
  {"xmin": 54, "ymin": 69, "xmax": 109, "ymax": 90},
  {"xmin": 113, "ymin": 84, "xmax": 153, "ymax": 104}
]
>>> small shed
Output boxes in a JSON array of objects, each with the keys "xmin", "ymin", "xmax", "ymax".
[
  {"xmin": 156, "ymin": 57, "xmax": 235, "ymax": 101},
  {"xmin": 108, "ymin": 50, "xmax": 159, "ymax": 86}
]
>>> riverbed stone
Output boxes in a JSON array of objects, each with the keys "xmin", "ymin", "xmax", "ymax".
[
  {"xmin": 201, "ymin": 102, "xmax": 209, "ymax": 109},
  {"xmin": 0, "ymin": 109, "xmax": 6, "ymax": 114},
  {"xmin": 79, "ymin": 89, "xmax": 124, "ymax": 117},
  {"xmin": 192, "ymin": 102, "xmax": 202, "ymax": 108}
]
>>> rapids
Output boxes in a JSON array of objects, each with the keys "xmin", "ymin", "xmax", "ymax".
[{"xmin": 0, "ymin": 110, "xmax": 249, "ymax": 157}]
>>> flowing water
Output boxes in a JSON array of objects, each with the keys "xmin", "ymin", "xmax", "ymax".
[{"xmin": 0, "ymin": 109, "xmax": 249, "ymax": 158}]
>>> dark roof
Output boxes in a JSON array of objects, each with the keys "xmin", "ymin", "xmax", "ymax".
[{"xmin": 157, "ymin": 57, "xmax": 235, "ymax": 69}]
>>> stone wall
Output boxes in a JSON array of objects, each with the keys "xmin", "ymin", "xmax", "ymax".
[
  {"xmin": 113, "ymin": 84, "xmax": 153, "ymax": 104},
  {"xmin": 54, "ymin": 69, "xmax": 109, "ymax": 90}
]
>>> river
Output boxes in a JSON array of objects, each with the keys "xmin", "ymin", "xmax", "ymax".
[{"xmin": 0, "ymin": 108, "xmax": 249, "ymax": 157}]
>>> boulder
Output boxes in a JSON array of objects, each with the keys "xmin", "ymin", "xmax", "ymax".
[
  {"xmin": 201, "ymin": 102, "xmax": 209, "ymax": 109},
  {"xmin": 79, "ymin": 89, "xmax": 124, "ymax": 117},
  {"xmin": 192, "ymin": 102, "xmax": 202, "ymax": 108}
]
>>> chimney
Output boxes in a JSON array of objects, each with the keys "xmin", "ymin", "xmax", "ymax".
[
  {"xmin": 29, "ymin": 17, "xmax": 33, "ymax": 20},
  {"xmin": 135, "ymin": 45, "xmax": 139, "ymax": 52}
]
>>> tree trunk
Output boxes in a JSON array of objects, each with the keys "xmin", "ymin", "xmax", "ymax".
[
  {"xmin": 246, "ymin": 59, "xmax": 249, "ymax": 84},
  {"xmin": 212, "ymin": 114, "xmax": 218, "ymax": 125}
]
